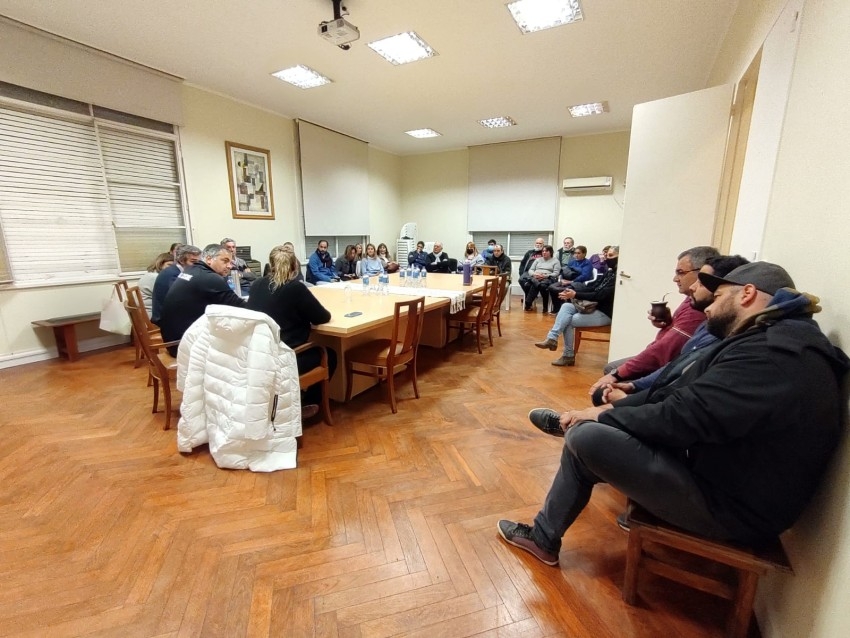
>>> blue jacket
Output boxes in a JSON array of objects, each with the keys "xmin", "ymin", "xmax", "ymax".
[
  {"xmin": 408, "ymin": 250, "xmax": 429, "ymax": 268},
  {"xmin": 308, "ymin": 250, "xmax": 336, "ymax": 283},
  {"xmin": 631, "ymin": 321, "xmax": 716, "ymax": 391},
  {"xmin": 564, "ymin": 257, "xmax": 594, "ymax": 283}
]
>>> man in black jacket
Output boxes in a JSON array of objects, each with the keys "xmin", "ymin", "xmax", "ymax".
[
  {"xmin": 499, "ymin": 261, "xmax": 848, "ymax": 565},
  {"xmin": 425, "ymin": 242, "xmax": 453, "ymax": 273},
  {"xmin": 159, "ymin": 243, "xmax": 247, "ymax": 354},
  {"xmin": 518, "ymin": 237, "xmax": 545, "ymax": 277},
  {"xmin": 485, "ymin": 244, "xmax": 512, "ymax": 281}
]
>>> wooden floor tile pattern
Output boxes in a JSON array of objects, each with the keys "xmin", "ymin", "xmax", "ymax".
[{"xmin": 0, "ymin": 307, "xmax": 736, "ymax": 637}]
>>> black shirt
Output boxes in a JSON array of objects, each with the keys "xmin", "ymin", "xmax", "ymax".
[{"xmin": 247, "ymin": 277, "xmax": 331, "ymax": 347}]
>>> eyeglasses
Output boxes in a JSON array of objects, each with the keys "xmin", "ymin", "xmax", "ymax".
[{"xmin": 674, "ymin": 268, "xmax": 699, "ymax": 276}]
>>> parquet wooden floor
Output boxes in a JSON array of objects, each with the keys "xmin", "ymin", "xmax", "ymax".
[{"xmin": 0, "ymin": 305, "xmax": 738, "ymax": 637}]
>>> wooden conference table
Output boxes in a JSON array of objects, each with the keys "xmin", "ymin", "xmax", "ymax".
[{"xmin": 308, "ymin": 272, "xmax": 493, "ymax": 401}]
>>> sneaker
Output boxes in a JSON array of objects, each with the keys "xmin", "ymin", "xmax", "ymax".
[
  {"xmin": 528, "ymin": 408, "xmax": 564, "ymax": 437},
  {"xmin": 496, "ymin": 520, "xmax": 559, "ymax": 566},
  {"xmin": 551, "ymin": 355, "xmax": 576, "ymax": 367},
  {"xmin": 616, "ymin": 511, "xmax": 630, "ymax": 532}
]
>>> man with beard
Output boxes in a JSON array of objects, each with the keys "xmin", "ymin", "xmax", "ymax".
[{"xmin": 498, "ymin": 262, "xmax": 847, "ymax": 565}]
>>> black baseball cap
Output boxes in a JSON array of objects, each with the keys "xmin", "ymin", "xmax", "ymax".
[{"xmin": 699, "ymin": 262, "xmax": 795, "ymax": 296}]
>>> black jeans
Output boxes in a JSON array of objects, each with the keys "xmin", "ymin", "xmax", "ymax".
[{"xmin": 531, "ymin": 421, "xmax": 737, "ymax": 554}]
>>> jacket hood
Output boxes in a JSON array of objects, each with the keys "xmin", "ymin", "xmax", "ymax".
[
  {"xmin": 749, "ymin": 288, "xmax": 850, "ymax": 376},
  {"xmin": 204, "ymin": 305, "xmax": 281, "ymax": 340}
]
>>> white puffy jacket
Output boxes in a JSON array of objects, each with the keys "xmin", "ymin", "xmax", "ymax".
[{"xmin": 176, "ymin": 305, "xmax": 301, "ymax": 471}]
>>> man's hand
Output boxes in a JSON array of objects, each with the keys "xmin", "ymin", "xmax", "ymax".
[
  {"xmin": 600, "ymin": 382, "xmax": 635, "ymax": 404},
  {"xmin": 559, "ymin": 405, "xmax": 612, "ymax": 429},
  {"xmin": 558, "ymin": 289, "xmax": 577, "ymax": 300},
  {"xmin": 590, "ymin": 373, "xmax": 618, "ymax": 394},
  {"xmin": 647, "ymin": 311, "xmax": 672, "ymax": 329}
]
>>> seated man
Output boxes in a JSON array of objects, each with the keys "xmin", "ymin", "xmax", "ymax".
[
  {"xmin": 596, "ymin": 254, "xmax": 749, "ymax": 404},
  {"xmin": 159, "ymin": 243, "xmax": 247, "ymax": 355},
  {"xmin": 556, "ymin": 236, "xmax": 575, "ymax": 268},
  {"xmin": 221, "ymin": 237, "xmax": 257, "ymax": 283},
  {"xmin": 426, "ymin": 242, "xmax": 453, "ymax": 273},
  {"xmin": 590, "ymin": 246, "xmax": 718, "ymax": 391},
  {"xmin": 518, "ymin": 237, "xmax": 545, "ymax": 278},
  {"xmin": 548, "ymin": 245, "xmax": 594, "ymax": 313},
  {"xmin": 520, "ymin": 245, "xmax": 560, "ymax": 312},
  {"xmin": 334, "ymin": 244, "xmax": 360, "ymax": 281},
  {"xmin": 408, "ymin": 241, "xmax": 429, "ymax": 269},
  {"xmin": 499, "ymin": 262, "xmax": 847, "ymax": 565},
  {"xmin": 481, "ymin": 238, "xmax": 498, "ymax": 262},
  {"xmin": 151, "ymin": 244, "xmax": 201, "ymax": 324},
  {"xmin": 307, "ymin": 240, "xmax": 338, "ymax": 284},
  {"xmin": 485, "ymin": 243, "xmax": 512, "ymax": 281}
]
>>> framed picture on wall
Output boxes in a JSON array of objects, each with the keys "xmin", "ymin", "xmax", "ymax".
[{"xmin": 225, "ymin": 141, "xmax": 275, "ymax": 219}]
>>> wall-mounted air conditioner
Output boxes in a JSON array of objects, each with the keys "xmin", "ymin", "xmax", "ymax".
[{"xmin": 562, "ymin": 176, "xmax": 613, "ymax": 192}]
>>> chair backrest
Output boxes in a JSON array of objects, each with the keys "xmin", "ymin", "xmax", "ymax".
[
  {"xmin": 477, "ymin": 277, "xmax": 499, "ymax": 322},
  {"xmin": 475, "ymin": 265, "xmax": 498, "ymax": 276},
  {"xmin": 126, "ymin": 285, "xmax": 158, "ymax": 334},
  {"xmin": 114, "ymin": 279, "xmax": 129, "ymax": 302},
  {"xmin": 491, "ymin": 273, "xmax": 509, "ymax": 315},
  {"xmin": 388, "ymin": 297, "xmax": 426, "ymax": 368},
  {"xmin": 124, "ymin": 300, "xmax": 170, "ymax": 379}
]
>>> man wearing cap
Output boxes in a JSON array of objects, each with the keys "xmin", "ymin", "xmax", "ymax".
[{"xmin": 497, "ymin": 261, "xmax": 848, "ymax": 566}]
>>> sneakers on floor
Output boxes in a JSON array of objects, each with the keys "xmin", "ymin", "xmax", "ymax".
[
  {"xmin": 496, "ymin": 520, "xmax": 559, "ymax": 566},
  {"xmin": 528, "ymin": 408, "xmax": 564, "ymax": 437},
  {"xmin": 551, "ymin": 355, "xmax": 576, "ymax": 367}
]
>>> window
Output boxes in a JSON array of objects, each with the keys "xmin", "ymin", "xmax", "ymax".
[
  {"xmin": 0, "ymin": 83, "xmax": 187, "ymax": 286},
  {"xmin": 472, "ymin": 231, "xmax": 552, "ymax": 259}
]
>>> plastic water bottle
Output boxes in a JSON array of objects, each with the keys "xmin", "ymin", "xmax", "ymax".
[
  {"xmin": 411, "ymin": 267, "xmax": 420, "ymax": 288},
  {"xmin": 362, "ymin": 275, "xmax": 370, "ymax": 295},
  {"xmin": 399, "ymin": 267, "xmax": 406, "ymax": 286},
  {"xmin": 233, "ymin": 271, "xmax": 242, "ymax": 297},
  {"xmin": 381, "ymin": 273, "xmax": 389, "ymax": 295},
  {"xmin": 343, "ymin": 284, "xmax": 352, "ymax": 303},
  {"xmin": 226, "ymin": 274, "xmax": 235, "ymax": 291},
  {"xmin": 420, "ymin": 268, "xmax": 427, "ymax": 288}
]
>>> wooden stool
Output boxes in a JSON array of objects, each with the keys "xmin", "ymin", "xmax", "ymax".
[
  {"xmin": 622, "ymin": 503, "xmax": 792, "ymax": 638},
  {"xmin": 574, "ymin": 324, "xmax": 611, "ymax": 353}
]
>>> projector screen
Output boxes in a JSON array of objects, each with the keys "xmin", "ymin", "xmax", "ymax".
[
  {"xmin": 298, "ymin": 120, "xmax": 370, "ymax": 236},
  {"xmin": 467, "ymin": 137, "xmax": 561, "ymax": 232}
]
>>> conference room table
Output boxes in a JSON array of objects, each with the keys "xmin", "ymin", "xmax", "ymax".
[{"xmin": 308, "ymin": 272, "xmax": 494, "ymax": 401}]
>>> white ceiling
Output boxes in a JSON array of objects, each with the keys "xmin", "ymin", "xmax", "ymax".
[{"xmin": 0, "ymin": 0, "xmax": 740, "ymax": 155}]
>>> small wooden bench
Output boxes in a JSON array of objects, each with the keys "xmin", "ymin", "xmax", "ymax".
[
  {"xmin": 32, "ymin": 312, "xmax": 101, "ymax": 362},
  {"xmin": 623, "ymin": 503, "xmax": 792, "ymax": 638},
  {"xmin": 574, "ymin": 324, "xmax": 611, "ymax": 353}
]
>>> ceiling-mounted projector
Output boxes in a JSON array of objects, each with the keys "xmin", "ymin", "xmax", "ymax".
[{"xmin": 318, "ymin": 17, "xmax": 360, "ymax": 46}]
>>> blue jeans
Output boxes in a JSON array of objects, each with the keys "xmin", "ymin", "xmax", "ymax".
[
  {"xmin": 531, "ymin": 422, "xmax": 737, "ymax": 554},
  {"xmin": 545, "ymin": 303, "xmax": 611, "ymax": 356}
]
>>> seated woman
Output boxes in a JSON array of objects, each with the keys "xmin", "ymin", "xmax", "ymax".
[
  {"xmin": 138, "ymin": 252, "xmax": 174, "ymax": 315},
  {"xmin": 359, "ymin": 243, "xmax": 385, "ymax": 276},
  {"xmin": 533, "ymin": 246, "xmax": 619, "ymax": 366},
  {"xmin": 248, "ymin": 246, "xmax": 338, "ymax": 411},
  {"xmin": 460, "ymin": 242, "xmax": 486, "ymax": 270},
  {"xmin": 520, "ymin": 245, "xmax": 559, "ymax": 312},
  {"xmin": 335, "ymin": 245, "xmax": 360, "ymax": 280},
  {"xmin": 376, "ymin": 243, "xmax": 399, "ymax": 273}
]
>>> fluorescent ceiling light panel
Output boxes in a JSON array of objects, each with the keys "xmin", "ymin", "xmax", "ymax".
[
  {"xmin": 271, "ymin": 65, "xmax": 331, "ymax": 89},
  {"xmin": 478, "ymin": 116, "xmax": 517, "ymax": 128},
  {"xmin": 507, "ymin": 0, "xmax": 584, "ymax": 34},
  {"xmin": 368, "ymin": 32, "xmax": 437, "ymax": 65},
  {"xmin": 405, "ymin": 128, "xmax": 442, "ymax": 138},
  {"xmin": 568, "ymin": 101, "xmax": 609, "ymax": 117}
]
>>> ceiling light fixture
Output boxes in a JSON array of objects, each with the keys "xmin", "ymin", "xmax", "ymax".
[
  {"xmin": 507, "ymin": 0, "xmax": 584, "ymax": 34},
  {"xmin": 271, "ymin": 65, "xmax": 332, "ymax": 89},
  {"xmin": 568, "ymin": 101, "xmax": 609, "ymax": 117},
  {"xmin": 478, "ymin": 116, "xmax": 517, "ymax": 128},
  {"xmin": 405, "ymin": 128, "xmax": 442, "ymax": 138},
  {"xmin": 368, "ymin": 32, "xmax": 437, "ymax": 65}
]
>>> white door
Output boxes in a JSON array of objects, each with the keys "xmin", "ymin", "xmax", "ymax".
[{"xmin": 609, "ymin": 84, "xmax": 734, "ymax": 360}]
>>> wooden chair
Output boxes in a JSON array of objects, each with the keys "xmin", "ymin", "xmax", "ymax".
[
  {"xmin": 490, "ymin": 273, "xmax": 510, "ymax": 336},
  {"xmin": 123, "ymin": 300, "xmax": 180, "ymax": 430},
  {"xmin": 622, "ymin": 502, "xmax": 792, "ymax": 638},
  {"xmin": 113, "ymin": 279, "xmax": 143, "ymax": 365},
  {"xmin": 345, "ymin": 297, "xmax": 425, "ymax": 413},
  {"xmin": 474, "ymin": 264, "xmax": 499, "ymax": 276},
  {"xmin": 574, "ymin": 324, "xmax": 611, "ymax": 353},
  {"xmin": 293, "ymin": 342, "xmax": 333, "ymax": 425},
  {"xmin": 447, "ymin": 277, "xmax": 498, "ymax": 353}
]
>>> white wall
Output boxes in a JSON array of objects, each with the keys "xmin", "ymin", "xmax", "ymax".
[
  {"xmin": 557, "ymin": 131, "xmax": 630, "ymax": 254},
  {"xmin": 368, "ymin": 148, "xmax": 404, "ymax": 249},
  {"xmin": 714, "ymin": 0, "xmax": 850, "ymax": 636}
]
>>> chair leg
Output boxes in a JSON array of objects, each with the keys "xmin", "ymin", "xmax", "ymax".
[
  {"xmin": 728, "ymin": 570, "xmax": 759, "ymax": 638},
  {"xmin": 321, "ymin": 377, "xmax": 334, "ymax": 426},
  {"xmin": 475, "ymin": 321, "xmax": 482, "ymax": 354},
  {"xmin": 152, "ymin": 377, "xmax": 160, "ymax": 414},
  {"xmin": 487, "ymin": 320, "xmax": 493, "ymax": 346},
  {"xmin": 162, "ymin": 380, "xmax": 172, "ymax": 431},
  {"xmin": 574, "ymin": 329, "xmax": 583, "ymax": 354},
  {"xmin": 622, "ymin": 525, "xmax": 642, "ymax": 605},
  {"xmin": 496, "ymin": 313, "xmax": 502, "ymax": 337},
  {"xmin": 388, "ymin": 367, "xmax": 398, "ymax": 413},
  {"xmin": 411, "ymin": 354, "xmax": 420, "ymax": 399}
]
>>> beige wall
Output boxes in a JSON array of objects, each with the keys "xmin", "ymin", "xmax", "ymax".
[
  {"xmin": 715, "ymin": 0, "xmax": 850, "ymax": 636},
  {"xmin": 368, "ymin": 148, "xmax": 404, "ymax": 249},
  {"xmin": 557, "ymin": 131, "xmax": 630, "ymax": 254}
]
